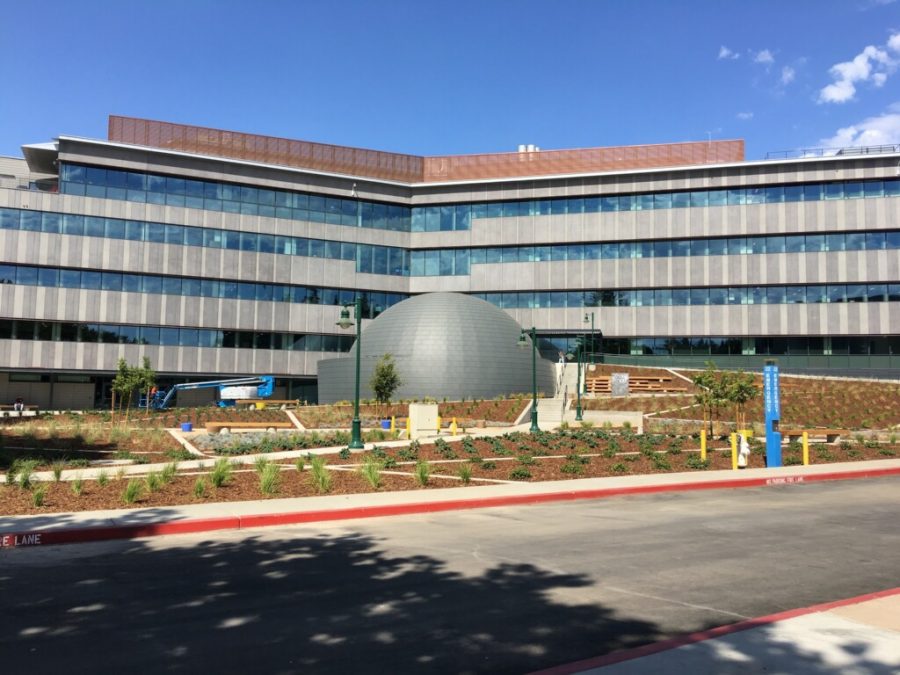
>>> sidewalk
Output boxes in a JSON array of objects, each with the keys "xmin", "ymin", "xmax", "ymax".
[
  {"xmin": 2, "ymin": 458, "xmax": 898, "ymax": 549},
  {"xmin": 536, "ymin": 588, "xmax": 900, "ymax": 674}
]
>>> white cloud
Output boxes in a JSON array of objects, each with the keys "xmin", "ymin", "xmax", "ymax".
[
  {"xmin": 736, "ymin": 112, "xmax": 754, "ymax": 120},
  {"xmin": 818, "ymin": 106, "xmax": 900, "ymax": 149},
  {"xmin": 818, "ymin": 35, "xmax": 899, "ymax": 103},
  {"xmin": 889, "ymin": 32, "xmax": 900, "ymax": 52},
  {"xmin": 754, "ymin": 49, "xmax": 774, "ymax": 65},
  {"xmin": 718, "ymin": 45, "xmax": 739, "ymax": 60},
  {"xmin": 781, "ymin": 66, "xmax": 796, "ymax": 85}
]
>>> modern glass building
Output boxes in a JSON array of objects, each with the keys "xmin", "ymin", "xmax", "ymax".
[{"xmin": 1, "ymin": 116, "xmax": 898, "ymax": 407}]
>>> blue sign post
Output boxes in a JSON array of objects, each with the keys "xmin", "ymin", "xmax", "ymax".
[{"xmin": 763, "ymin": 361, "xmax": 782, "ymax": 468}]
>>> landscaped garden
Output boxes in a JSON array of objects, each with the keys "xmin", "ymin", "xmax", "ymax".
[{"xmin": 1, "ymin": 367, "xmax": 898, "ymax": 517}]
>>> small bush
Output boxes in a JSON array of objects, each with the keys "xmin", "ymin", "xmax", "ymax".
[
  {"xmin": 382, "ymin": 456, "xmax": 398, "ymax": 469},
  {"xmin": 611, "ymin": 463, "xmax": 629, "ymax": 474},
  {"xmin": 560, "ymin": 462, "xmax": 584, "ymax": 475},
  {"xmin": 254, "ymin": 456, "xmax": 271, "ymax": 475},
  {"xmin": 458, "ymin": 464, "xmax": 472, "ymax": 484},
  {"xmin": 166, "ymin": 448, "xmax": 194, "ymax": 461},
  {"xmin": 360, "ymin": 459, "xmax": 382, "ymax": 489},
  {"xmin": 210, "ymin": 459, "xmax": 233, "ymax": 488},
  {"xmin": 193, "ymin": 478, "xmax": 206, "ymax": 498},
  {"xmin": 71, "ymin": 474, "xmax": 84, "ymax": 496},
  {"xmin": 294, "ymin": 457, "xmax": 306, "ymax": 473},
  {"xmin": 50, "ymin": 461, "xmax": 66, "ymax": 482},
  {"xmin": 339, "ymin": 448, "xmax": 352, "ymax": 460},
  {"xmin": 518, "ymin": 455, "xmax": 536, "ymax": 466},
  {"xmin": 145, "ymin": 472, "xmax": 162, "ymax": 493},
  {"xmin": 481, "ymin": 461, "xmax": 497, "ymax": 470},
  {"xmin": 97, "ymin": 470, "xmax": 109, "ymax": 487},
  {"xmin": 414, "ymin": 461, "xmax": 431, "ymax": 486},
  {"xmin": 602, "ymin": 447, "xmax": 616, "ymax": 459},
  {"xmin": 685, "ymin": 455, "xmax": 710, "ymax": 470},
  {"xmin": 160, "ymin": 463, "xmax": 178, "ymax": 484},
  {"xmin": 32, "ymin": 485, "xmax": 47, "ymax": 507},
  {"xmin": 259, "ymin": 463, "xmax": 281, "ymax": 495},
  {"xmin": 15, "ymin": 460, "xmax": 39, "ymax": 490},
  {"xmin": 509, "ymin": 467, "xmax": 532, "ymax": 480},
  {"xmin": 309, "ymin": 456, "xmax": 332, "ymax": 493},
  {"xmin": 122, "ymin": 479, "xmax": 143, "ymax": 504},
  {"xmin": 879, "ymin": 448, "xmax": 897, "ymax": 457},
  {"xmin": 650, "ymin": 454, "xmax": 672, "ymax": 471},
  {"xmin": 784, "ymin": 455, "xmax": 803, "ymax": 466}
]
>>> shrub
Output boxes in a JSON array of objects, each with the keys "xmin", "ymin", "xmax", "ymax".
[
  {"xmin": 481, "ymin": 461, "xmax": 497, "ymax": 470},
  {"xmin": 294, "ymin": 457, "xmax": 306, "ymax": 473},
  {"xmin": 339, "ymin": 448, "xmax": 352, "ymax": 460},
  {"xmin": 97, "ymin": 470, "xmax": 109, "ymax": 487},
  {"xmin": 259, "ymin": 463, "xmax": 281, "ymax": 495},
  {"xmin": 650, "ymin": 454, "xmax": 671, "ymax": 471},
  {"xmin": 254, "ymin": 456, "xmax": 271, "ymax": 475},
  {"xmin": 879, "ymin": 448, "xmax": 897, "ymax": 457},
  {"xmin": 50, "ymin": 461, "xmax": 66, "ymax": 482},
  {"xmin": 360, "ymin": 459, "xmax": 382, "ymax": 489},
  {"xmin": 560, "ymin": 462, "xmax": 584, "ymax": 475},
  {"xmin": 685, "ymin": 455, "xmax": 710, "ymax": 470},
  {"xmin": 382, "ymin": 456, "xmax": 398, "ymax": 469},
  {"xmin": 458, "ymin": 464, "xmax": 472, "ymax": 484},
  {"xmin": 414, "ymin": 461, "xmax": 431, "ymax": 486},
  {"xmin": 309, "ymin": 456, "xmax": 332, "ymax": 493},
  {"xmin": 166, "ymin": 448, "xmax": 194, "ymax": 461},
  {"xmin": 14, "ymin": 460, "xmax": 38, "ymax": 490},
  {"xmin": 611, "ymin": 463, "xmax": 629, "ymax": 474},
  {"xmin": 145, "ymin": 472, "xmax": 162, "ymax": 493},
  {"xmin": 784, "ymin": 455, "xmax": 803, "ymax": 466},
  {"xmin": 122, "ymin": 479, "xmax": 143, "ymax": 504},
  {"xmin": 160, "ymin": 462, "xmax": 178, "ymax": 484},
  {"xmin": 509, "ymin": 467, "xmax": 532, "ymax": 480},
  {"xmin": 210, "ymin": 459, "xmax": 233, "ymax": 488},
  {"xmin": 603, "ymin": 447, "xmax": 616, "ymax": 459},
  {"xmin": 193, "ymin": 478, "xmax": 206, "ymax": 498},
  {"xmin": 32, "ymin": 485, "xmax": 47, "ymax": 507},
  {"xmin": 518, "ymin": 455, "xmax": 536, "ymax": 466},
  {"xmin": 71, "ymin": 474, "xmax": 84, "ymax": 496}
]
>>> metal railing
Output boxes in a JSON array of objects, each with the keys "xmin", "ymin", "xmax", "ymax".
[{"xmin": 765, "ymin": 144, "xmax": 900, "ymax": 160}]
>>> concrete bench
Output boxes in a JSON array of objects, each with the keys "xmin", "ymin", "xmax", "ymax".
[
  {"xmin": 781, "ymin": 429, "xmax": 850, "ymax": 444},
  {"xmin": 205, "ymin": 421, "xmax": 295, "ymax": 435}
]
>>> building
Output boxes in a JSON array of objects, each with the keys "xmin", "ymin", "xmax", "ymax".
[{"xmin": 0, "ymin": 116, "xmax": 898, "ymax": 408}]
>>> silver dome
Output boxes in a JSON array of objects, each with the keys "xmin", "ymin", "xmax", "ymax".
[{"xmin": 317, "ymin": 293, "xmax": 556, "ymax": 403}]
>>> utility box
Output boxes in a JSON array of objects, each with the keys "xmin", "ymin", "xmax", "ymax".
[
  {"xmin": 408, "ymin": 403, "xmax": 438, "ymax": 440},
  {"xmin": 611, "ymin": 373, "xmax": 630, "ymax": 396}
]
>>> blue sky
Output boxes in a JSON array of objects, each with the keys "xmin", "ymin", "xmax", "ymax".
[{"xmin": 1, "ymin": 0, "xmax": 898, "ymax": 160}]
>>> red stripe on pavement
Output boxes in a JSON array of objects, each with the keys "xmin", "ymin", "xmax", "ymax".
[{"xmin": 530, "ymin": 586, "xmax": 900, "ymax": 675}]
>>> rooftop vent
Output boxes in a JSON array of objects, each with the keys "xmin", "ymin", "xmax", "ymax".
[{"xmin": 517, "ymin": 144, "xmax": 540, "ymax": 153}]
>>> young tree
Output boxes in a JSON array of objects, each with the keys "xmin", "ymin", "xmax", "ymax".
[
  {"xmin": 727, "ymin": 370, "xmax": 759, "ymax": 430},
  {"xmin": 370, "ymin": 354, "xmax": 402, "ymax": 416},
  {"xmin": 692, "ymin": 362, "xmax": 729, "ymax": 434}
]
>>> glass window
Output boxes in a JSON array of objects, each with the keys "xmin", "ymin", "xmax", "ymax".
[
  {"xmin": 803, "ymin": 184, "xmax": 823, "ymax": 201},
  {"xmin": 20, "ymin": 211, "xmax": 41, "ymax": 231},
  {"xmin": 745, "ymin": 188, "xmax": 765, "ymax": 204},
  {"xmin": 784, "ymin": 186, "xmax": 803, "ymax": 202},
  {"xmin": 884, "ymin": 179, "xmax": 900, "ymax": 197},
  {"xmin": 827, "ymin": 285, "xmax": 846, "ymax": 303},
  {"xmin": 671, "ymin": 192, "xmax": 690, "ymax": 208},
  {"xmin": 706, "ymin": 239, "xmax": 727, "ymax": 256},
  {"xmin": 37, "ymin": 268, "xmax": 58, "ymax": 287},
  {"xmin": 863, "ymin": 181, "xmax": 884, "ymax": 198},
  {"xmin": 764, "ymin": 186, "xmax": 784, "ymax": 203},
  {"xmin": 653, "ymin": 193, "xmax": 671, "ymax": 209},
  {"xmin": 786, "ymin": 286, "xmax": 806, "ymax": 304},
  {"xmin": 845, "ymin": 284, "xmax": 866, "ymax": 302},
  {"xmin": 727, "ymin": 189, "xmax": 746, "ymax": 205},
  {"xmin": 671, "ymin": 289, "xmax": 690, "ymax": 305},
  {"xmin": 690, "ymin": 288, "xmax": 709, "ymax": 305},
  {"xmin": 16, "ymin": 267, "xmax": 39, "ymax": 285},
  {"xmin": 785, "ymin": 236, "xmax": 805, "ymax": 253},
  {"xmin": 59, "ymin": 269, "xmax": 80, "ymax": 288},
  {"xmin": 101, "ymin": 272, "xmax": 122, "ymax": 292},
  {"xmin": 867, "ymin": 284, "xmax": 887, "ymax": 302},
  {"xmin": 766, "ymin": 236, "xmax": 786, "ymax": 254},
  {"xmin": 824, "ymin": 233, "xmax": 845, "ymax": 251},
  {"xmin": 690, "ymin": 191, "xmax": 708, "ymax": 207},
  {"xmin": 767, "ymin": 286, "xmax": 786, "ymax": 304},
  {"xmin": 844, "ymin": 181, "xmax": 864, "ymax": 199},
  {"xmin": 845, "ymin": 232, "xmax": 866, "ymax": 250},
  {"xmin": 865, "ymin": 232, "xmax": 885, "ymax": 250},
  {"xmin": 708, "ymin": 288, "xmax": 727, "ymax": 305},
  {"xmin": 824, "ymin": 182, "xmax": 843, "ymax": 200}
]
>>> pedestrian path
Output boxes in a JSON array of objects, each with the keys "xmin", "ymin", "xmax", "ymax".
[{"xmin": 536, "ymin": 588, "xmax": 900, "ymax": 675}]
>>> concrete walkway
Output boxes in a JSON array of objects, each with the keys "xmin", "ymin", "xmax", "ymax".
[{"xmin": 538, "ymin": 588, "xmax": 900, "ymax": 674}]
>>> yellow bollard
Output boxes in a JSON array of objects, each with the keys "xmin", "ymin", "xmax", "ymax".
[
  {"xmin": 450, "ymin": 417, "xmax": 457, "ymax": 436},
  {"xmin": 437, "ymin": 415, "xmax": 442, "ymax": 433},
  {"xmin": 390, "ymin": 416, "xmax": 396, "ymax": 433},
  {"xmin": 802, "ymin": 431, "xmax": 809, "ymax": 466},
  {"xmin": 700, "ymin": 429, "xmax": 707, "ymax": 462},
  {"xmin": 405, "ymin": 417, "xmax": 411, "ymax": 438},
  {"xmin": 730, "ymin": 433, "xmax": 738, "ymax": 471}
]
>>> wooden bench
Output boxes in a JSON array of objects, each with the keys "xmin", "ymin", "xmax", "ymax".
[
  {"xmin": 0, "ymin": 404, "xmax": 40, "ymax": 410},
  {"xmin": 781, "ymin": 428, "xmax": 849, "ymax": 444},
  {"xmin": 234, "ymin": 399, "xmax": 300, "ymax": 409},
  {"xmin": 205, "ymin": 421, "xmax": 295, "ymax": 434}
]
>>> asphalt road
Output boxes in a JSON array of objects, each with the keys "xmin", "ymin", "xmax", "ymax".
[{"xmin": 1, "ymin": 478, "xmax": 898, "ymax": 674}]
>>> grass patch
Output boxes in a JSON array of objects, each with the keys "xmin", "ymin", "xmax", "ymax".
[
  {"xmin": 259, "ymin": 463, "xmax": 281, "ymax": 495},
  {"xmin": 71, "ymin": 474, "xmax": 84, "ymax": 496},
  {"xmin": 32, "ymin": 485, "xmax": 47, "ymax": 507},
  {"xmin": 210, "ymin": 459, "xmax": 233, "ymax": 488},
  {"xmin": 414, "ymin": 461, "xmax": 431, "ymax": 486},
  {"xmin": 360, "ymin": 459, "xmax": 382, "ymax": 489},
  {"xmin": 458, "ymin": 464, "xmax": 472, "ymax": 484},
  {"xmin": 122, "ymin": 479, "xmax": 143, "ymax": 505}
]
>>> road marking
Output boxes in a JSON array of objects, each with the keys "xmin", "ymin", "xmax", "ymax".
[{"xmin": 603, "ymin": 585, "xmax": 750, "ymax": 619}]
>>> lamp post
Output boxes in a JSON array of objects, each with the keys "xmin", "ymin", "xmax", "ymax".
[
  {"xmin": 336, "ymin": 297, "xmax": 364, "ymax": 449},
  {"xmin": 575, "ymin": 336, "xmax": 584, "ymax": 421},
  {"xmin": 517, "ymin": 327, "xmax": 540, "ymax": 433},
  {"xmin": 584, "ymin": 312, "xmax": 595, "ymax": 366}
]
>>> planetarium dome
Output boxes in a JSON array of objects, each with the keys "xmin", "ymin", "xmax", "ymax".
[{"xmin": 317, "ymin": 293, "xmax": 556, "ymax": 403}]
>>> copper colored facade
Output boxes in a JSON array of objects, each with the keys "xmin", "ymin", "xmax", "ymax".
[{"xmin": 108, "ymin": 115, "xmax": 744, "ymax": 183}]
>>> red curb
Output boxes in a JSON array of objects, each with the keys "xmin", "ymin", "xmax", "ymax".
[
  {"xmin": 1, "ymin": 466, "xmax": 898, "ymax": 548},
  {"xmin": 530, "ymin": 586, "xmax": 900, "ymax": 675}
]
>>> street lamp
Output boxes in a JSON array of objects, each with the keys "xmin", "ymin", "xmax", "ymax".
[
  {"xmin": 566, "ymin": 336, "xmax": 584, "ymax": 422},
  {"xmin": 584, "ymin": 312, "xmax": 595, "ymax": 367},
  {"xmin": 336, "ymin": 297, "xmax": 364, "ymax": 449},
  {"xmin": 517, "ymin": 327, "xmax": 540, "ymax": 433}
]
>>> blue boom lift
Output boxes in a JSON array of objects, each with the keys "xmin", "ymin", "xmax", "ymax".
[{"xmin": 148, "ymin": 376, "xmax": 275, "ymax": 410}]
